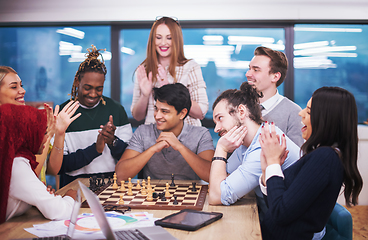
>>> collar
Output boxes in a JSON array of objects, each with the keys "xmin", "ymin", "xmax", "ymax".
[
  {"xmin": 261, "ymin": 90, "xmax": 284, "ymax": 113},
  {"xmin": 78, "ymin": 100, "xmax": 101, "ymax": 109}
]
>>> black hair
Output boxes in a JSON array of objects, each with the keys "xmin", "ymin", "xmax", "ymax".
[
  {"xmin": 70, "ymin": 45, "xmax": 107, "ymax": 105},
  {"xmin": 212, "ymin": 82, "xmax": 263, "ymax": 125},
  {"xmin": 153, "ymin": 83, "xmax": 191, "ymax": 119},
  {"xmin": 301, "ymin": 86, "xmax": 362, "ymax": 206}
]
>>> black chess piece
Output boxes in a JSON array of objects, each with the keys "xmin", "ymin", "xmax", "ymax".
[
  {"xmin": 152, "ymin": 192, "xmax": 158, "ymax": 199},
  {"xmin": 101, "ymin": 174, "xmax": 105, "ymax": 185},
  {"xmin": 191, "ymin": 182, "xmax": 197, "ymax": 192},
  {"xmin": 161, "ymin": 193, "xmax": 167, "ymax": 201},
  {"xmin": 173, "ymin": 195, "xmax": 178, "ymax": 205},
  {"xmin": 170, "ymin": 174, "xmax": 175, "ymax": 187},
  {"xmin": 107, "ymin": 177, "xmax": 112, "ymax": 185}
]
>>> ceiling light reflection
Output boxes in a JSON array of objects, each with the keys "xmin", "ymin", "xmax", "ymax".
[{"xmin": 56, "ymin": 27, "xmax": 85, "ymax": 39}]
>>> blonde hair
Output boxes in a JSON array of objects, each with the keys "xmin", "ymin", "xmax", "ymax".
[{"xmin": 0, "ymin": 66, "xmax": 17, "ymax": 85}]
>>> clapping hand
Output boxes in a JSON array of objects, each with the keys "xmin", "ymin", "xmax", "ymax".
[
  {"xmin": 99, "ymin": 115, "xmax": 116, "ymax": 146},
  {"xmin": 157, "ymin": 64, "xmax": 169, "ymax": 87},
  {"xmin": 137, "ymin": 65, "xmax": 153, "ymax": 97},
  {"xmin": 259, "ymin": 122, "xmax": 288, "ymax": 166},
  {"xmin": 54, "ymin": 101, "xmax": 81, "ymax": 135}
]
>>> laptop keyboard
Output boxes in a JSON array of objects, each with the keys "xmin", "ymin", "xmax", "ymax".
[{"xmin": 115, "ymin": 229, "xmax": 150, "ymax": 240}]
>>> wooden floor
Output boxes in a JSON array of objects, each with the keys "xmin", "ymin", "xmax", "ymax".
[{"xmin": 345, "ymin": 205, "xmax": 368, "ymax": 239}]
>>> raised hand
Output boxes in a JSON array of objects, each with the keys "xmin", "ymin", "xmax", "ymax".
[
  {"xmin": 157, "ymin": 64, "xmax": 169, "ymax": 87},
  {"xmin": 217, "ymin": 125, "xmax": 247, "ymax": 153},
  {"xmin": 54, "ymin": 101, "xmax": 81, "ymax": 135},
  {"xmin": 136, "ymin": 65, "xmax": 153, "ymax": 97},
  {"xmin": 259, "ymin": 122, "xmax": 288, "ymax": 166},
  {"xmin": 99, "ymin": 115, "xmax": 116, "ymax": 145},
  {"xmin": 44, "ymin": 103, "xmax": 56, "ymax": 140}
]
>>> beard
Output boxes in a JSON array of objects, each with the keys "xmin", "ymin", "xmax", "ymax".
[{"xmin": 218, "ymin": 116, "xmax": 242, "ymax": 137}]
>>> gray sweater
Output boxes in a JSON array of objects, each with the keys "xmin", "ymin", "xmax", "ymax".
[{"xmin": 263, "ymin": 98, "xmax": 304, "ymax": 147}]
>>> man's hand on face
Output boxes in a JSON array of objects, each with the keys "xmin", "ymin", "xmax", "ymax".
[
  {"xmin": 217, "ymin": 125, "xmax": 247, "ymax": 153},
  {"xmin": 156, "ymin": 132, "xmax": 183, "ymax": 151}
]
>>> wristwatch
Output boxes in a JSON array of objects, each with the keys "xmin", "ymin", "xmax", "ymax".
[{"xmin": 110, "ymin": 137, "xmax": 118, "ymax": 147}]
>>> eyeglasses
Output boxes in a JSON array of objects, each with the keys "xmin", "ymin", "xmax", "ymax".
[
  {"xmin": 155, "ymin": 16, "xmax": 180, "ymax": 26},
  {"xmin": 103, "ymin": 205, "xmax": 131, "ymax": 214}
]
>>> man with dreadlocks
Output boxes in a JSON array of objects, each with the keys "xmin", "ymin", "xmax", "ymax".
[{"xmin": 48, "ymin": 45, "xmax": 133, "ymax": 188}]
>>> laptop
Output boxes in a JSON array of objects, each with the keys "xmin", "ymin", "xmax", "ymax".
[
  {"xmin": 17, "ymin": 182, "xmax": 177, "ymax": 240},
  {"xmin": 78, "ymin": 181, "xmax": 177, "ymax": 240}
]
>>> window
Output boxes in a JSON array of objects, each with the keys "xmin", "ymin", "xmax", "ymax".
[
  {"xmin": 294, "ymin": 24, "xmax": 368, "ymax": 123},
  {"xmin": 120, "ymin": 27, "xmax": 285, "ymax": 120},
  {"xmin": 0, "ymin": 26, "xmax": 111, "ymax": 106}
]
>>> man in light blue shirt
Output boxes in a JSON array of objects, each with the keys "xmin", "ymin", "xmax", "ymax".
[{"xmin": 208, "ymin": 82, "xmax": 300, "ymax": 216}]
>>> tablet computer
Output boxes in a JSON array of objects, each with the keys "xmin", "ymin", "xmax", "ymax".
[{"xmin": 154, "ymin": 209, "xmax": 223, "ymax": 231}]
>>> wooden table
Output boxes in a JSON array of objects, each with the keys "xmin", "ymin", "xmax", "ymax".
[{"xmin": 0, "ymin": 178, "xmax": 262, "ymax": 240}]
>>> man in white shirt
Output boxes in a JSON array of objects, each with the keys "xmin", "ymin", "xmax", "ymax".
[{"xmin": 246, "ymin": 46, "xmax": 304, "ymax": 147}]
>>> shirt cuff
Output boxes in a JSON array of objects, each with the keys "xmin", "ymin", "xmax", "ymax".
[
  {"xmin": 265, "ymin": 164, "xmax": 284, "ymax": 183},
  {"xmin": 259, "ymin": 174, "xmax": 267, "ymax": 195}
]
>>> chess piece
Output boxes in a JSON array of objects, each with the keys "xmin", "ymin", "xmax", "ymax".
[
  {"xmin": 191, "ymin": 182, "xmax": 197, "ymax": 192},
  {"xmin": 136, "ymin": 180, "xmax": 141, "ymax": 189},
  {"xmin": 112, "ymin": 173, "xmax": 118, "ymax": 189},
  {"xmin": 127, "ymin": 185, "xmax": 133, "ymax": 196},
  {"xmin": 161, "ymin": 194, "xmax": 167, "ymax": 201},
  {"xmin": 120, "ymin": 181, "xmax": 125, "ymax": 191},
  {"xmin": 119, "ymin": 195, "xmax": 124, "ymax": 205},
  {"xmin": 141, "ymin": 185, "xmax": 147, "ymax": 195},
  {"xmin": 128, "ymin": 177, "xmax": 132, "ymax": 189},
  {"xmin": 170, "ymin": 174, "xmax": 175, "ymax": 187},
  {"xmin": 142, "ymin": 179, "xmax": 146, "ymax": 189},
  {"xmin": 165, "ymin": 183, "xmax": 171, "ymax": 198},
  {"xmin": 173, "ymin": 195, "xmax": 178, "ymax": 205},
  {"xmin": 146, "ymin": 187, "xmax": 153, "ymax": 201},
  {"xmin": 101, "ymin": 174, "xmax": 105, "ymax": 185}
]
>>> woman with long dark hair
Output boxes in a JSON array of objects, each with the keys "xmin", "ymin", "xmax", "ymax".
[{"xmin": 259, "ymin": 86, "xmax": 363, "ymax": 240}]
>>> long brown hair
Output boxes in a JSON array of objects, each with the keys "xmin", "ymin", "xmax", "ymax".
[
  {"xmin": 301, "ymin": 87, "xmax": 362, "ymax": 206},
  {"xmin": 140, "ymin": 17, "xmax": 188, "ymax": 84}
]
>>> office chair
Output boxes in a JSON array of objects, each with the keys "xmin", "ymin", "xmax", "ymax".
[{"xmin": 322, "ymin": 202, "xmax": 353, "ymax": 240}]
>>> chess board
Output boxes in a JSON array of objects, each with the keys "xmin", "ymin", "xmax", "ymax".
[{"xmin": 82, "ymin": 182, "xmax": 208, "ymax": 210}]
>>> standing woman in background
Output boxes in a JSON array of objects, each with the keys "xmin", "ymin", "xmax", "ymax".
[
  {"xmin": 131, "ymin": 16, "xmax": 209, "ymax": 126},
  {"xmin": 259, "ymin": 86, "xmax": 363, "ymax": 240},
  {"xmin": 0, "ymin": 66, "xmax": 80, "ymax": 184}
]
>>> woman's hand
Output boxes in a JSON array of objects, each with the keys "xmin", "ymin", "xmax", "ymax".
[
  {"xmin": 137, "ymin": 65, "xmax": 153, "ymax": 97},
  {"xmin": 44, "ymin": 103, "xmax": 56, "ymax": 140},
  {"xmin": 54, "ymin": 101, "xmax": 81, "ymax": 135},
  {"xmin": 157, "ymin": 64, "xmax": 169, "ymax": 87},
  {"xmin": 259, "ymin": 122, "xmax": 288, "ymax": 166}
]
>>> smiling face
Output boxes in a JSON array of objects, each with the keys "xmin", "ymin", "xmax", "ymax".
[
  {"xmin": 299, "ymin": 98, "xmax": 312, "ymax": 140},
  {"xmin": 246, "ymin": 55, "xmax": 278, "ymax": 94},
  {"xmin": 213, "ymin": 100, "xmax": 242, "ymax": 137},
  {"xmin": 0, "ymin": 72, "xmax": 26, "ymax": 105},
  {"xmin": 154, "ymin": 100, "xmax": 186, "ymax": 134},
  {"xmin": 77, "ymin": 72, "xmax": 105, "ymax": 107},
  {"xmin": 155, "ymin": 24, "xmax": 172, "ymax": 61}
]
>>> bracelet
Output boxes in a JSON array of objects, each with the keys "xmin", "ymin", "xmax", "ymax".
[
  {"xmin": 53, "ymin": 145, "xmax": 63, "ymax": 151},
  {"xmin": 212, "ymin": 157, "xmax": 227, "ymax": 163}
]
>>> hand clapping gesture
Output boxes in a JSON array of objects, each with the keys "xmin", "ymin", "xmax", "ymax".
[
  {"xmin": 137, "ymin": 65, "xmax": 153, "ymax": 97},
  {"xmin": 99, "ymin": 115, "xmax": 117, "ymax": 146},
  {"xmin": 54, "ymin": 101, "xmax": 81, "ymax": 135},
  {"xmin": 259, "ymin": 122, "xmax": 289, "ymax": 167},
  {"xmin": 157, "ymin": 64, "xmax": 169, "ymax": 87}
]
